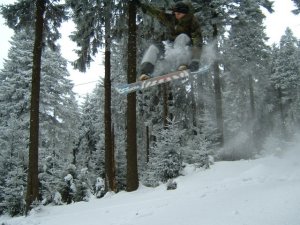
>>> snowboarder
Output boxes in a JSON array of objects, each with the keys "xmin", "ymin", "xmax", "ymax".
[{"xmin": 136, "ymin": 1, "xmax": 203, "ymax": 81}]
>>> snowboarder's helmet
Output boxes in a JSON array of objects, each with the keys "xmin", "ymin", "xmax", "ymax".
[{"xmin": 173, "ymin": 2, "xmax": 190, "ymax": 14}]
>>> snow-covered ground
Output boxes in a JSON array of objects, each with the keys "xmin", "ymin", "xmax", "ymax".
[{"xmin": 1, "ymin": 144, "xmax": 300, "ymax": 225}]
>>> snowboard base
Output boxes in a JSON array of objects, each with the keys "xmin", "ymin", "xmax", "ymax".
[{"xmin": 114, "ymin": 65, "xmax": 210, "ymax": 95}]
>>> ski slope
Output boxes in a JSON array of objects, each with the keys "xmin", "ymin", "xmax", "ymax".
[{"xmin": 1, "ymin": 144, "xmax": 300, "ymax": 225}]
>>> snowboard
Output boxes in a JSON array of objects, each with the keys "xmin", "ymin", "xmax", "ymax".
[{"xmin": 114, "ymin": 65, "xmax": 210, "ymax": 95}]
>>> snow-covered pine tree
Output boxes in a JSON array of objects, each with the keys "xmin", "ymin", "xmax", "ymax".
[
  {"xmin": 37, "ymin": 41, "xmax": 80, "ymax": 206},
  {"xmin": 66, "ymin": 0, "xmax": 120, "ymax": 192},
  {"xmin": 0, "ymin": 119, "xmax": 27, "ymax": 216},
  {"xmin": 1, "ymin": 0, "xmax": 69, "ymax": 212},
  {"xmin": 292, "ymin": 0, "xmax": 300, "ymax": 14},
  {"xmin": 221, "ymin": 0, "xmax": 272, "ymax": 159},
  {"xmin": 74, "ymin": 84, "xmax": 105, "ymax": 194},
  {"xmin": 39, "ymin": 154, "xmax": 65, "ymax": 205},
  {"xmin": 95, "ymin": 177, "xmax": 105, "ymax": 198},
  {"xmin": 182, "ymin": 131, "xmax": 211, "ymax": 169},
  {"xmin": 3, "ymin": 162, "xmax": 26, "ymax": 216},
  {"xmin": 73, "ymin": 168, "xmax": 91, "ymax": 202},
  {"xmin": 0, "ymin": 31, "xmax": 33, "ymax": 123},
  {"xmin": 60, "ymin": 168, "xmax": 76, "ymax": 204},
  {"xmin": 39, "ymin": 47, "xmax": 79, "ymax": 157},
  {"xmin": 0, "ymin": 29, "xmax": 79, "ymax": 210},
  {"xmin": 269, "ymin": 28, "xmax": 300, "ymax": 139},
  {"xmin": 0, "ymin": 31, "xmax": 33, "ymax": 214},
  {"xmin": 142, "ymin": 119, "xmax": 184, "ymax": 186}
]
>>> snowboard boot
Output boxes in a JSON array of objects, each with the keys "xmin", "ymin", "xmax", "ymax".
[
  {"xmin": 189, "ymin": 60, "xmax": 200, "ymax": 72},
  {"xmin": 139, "ymin": 62, "xmax": 154, "ymax": 81},
  {"xmin": 177, "ymin": 64, "xmax": 188, "ymax": 71},
  {"xmin": 139, "ymin": 74, "xmax": 151, "ymax": 81}
]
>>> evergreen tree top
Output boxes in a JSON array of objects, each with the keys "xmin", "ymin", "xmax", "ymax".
[{"xmin": 0, "ymin": 0, "xmax": 68, "ymax": 51}]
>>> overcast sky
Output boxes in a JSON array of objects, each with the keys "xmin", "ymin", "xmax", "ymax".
[{"xmin": 0, "ymin": 0, "xmax": 299, "ymax": 96}]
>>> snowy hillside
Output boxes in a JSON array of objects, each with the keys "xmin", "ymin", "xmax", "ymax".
[{"xmin": 1, "ymin": 144, "xmax": 300, "ymax": 225}]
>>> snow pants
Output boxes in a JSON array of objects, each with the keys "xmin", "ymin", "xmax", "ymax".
[{"xmin": 140, "ymin": 33, "xmax": 192, "ymax": 76}]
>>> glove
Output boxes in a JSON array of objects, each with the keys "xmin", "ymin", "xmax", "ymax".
[{"xmin": 189, "ymin": 60, "xmax": 200, "ymax": 72}]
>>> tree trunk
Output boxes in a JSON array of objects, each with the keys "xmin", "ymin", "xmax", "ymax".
[
  {"xmin": 146, "ymin": 126, "xmax": 150, "ymax": 163},
  {"xmin": 248, "ymin": 74, "xmax": 255, "ymax": 120},
  {"xmin": 104, "ymin": 1, "xmax": 116, "ymax": 192},
  {"xmin": 126, "ymin": 1, "xmax": 138, "ymax": 192},
  {"xmin": 196, "ymin": 76, "xmax": 205, "ymax": 133},
  {"xmin": 278, "ymin": 88, "xmax": 287, "ymax": 139},
  {"xmin": 25, "ymin": 0, "xmax": 46, "ymax": 214},
  {"xmin": 189, "ymin": 77, "xmax": 197, "ymax": 128},
  {"xmin": 111, "ymin": 125, "xmax": 116, "ymax": 188},
  {"xmin": 212, "ymin": 22, "xmax": 224, "ymax": 147},
  {"xmin": 163, "ymin": 84, "xmax": 169, "ymax": 129},
  {"xmin": 248, "ymin": 74, "xmax": 255, "ymax": 147}
]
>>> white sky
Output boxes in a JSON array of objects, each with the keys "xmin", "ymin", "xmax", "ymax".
[
  {"xmin": 263, "ymin": 0, "xmax": 300, "ymax": 44},
  {"xmin": 0, "ymin": 0, "xmax": 299, "ymax": 97}
]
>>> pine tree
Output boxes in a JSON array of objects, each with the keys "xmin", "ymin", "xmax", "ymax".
[
  {"xmin": 1, "ymin": 0, "xmax": 68, "ymax": 213},
  {"xmin": 142, "ymin": 120, "xmax": 184, "ymax": 186},
  {"xmin": 291, "ymin": 0, "xmax": 300, "ymax": 14},
  {"xmin": 0, "ymin": 29, "xmax": 79, "ymax": 211},
  {"xmin": 74, "ymin": 84, "xmax": 106, "ymax": 195},
  {"xmin": 39, "ymin": 154, "xmax": 64, "ymax": 205},
  {"xmin": 183, "ymin": 132, "xmax": 211, "ymax": 169},
  {"xmin": 66, "ymin": 0, "xmax": 118, "ymax": 192},
  {"xmin": 0, "ymin": 119, "xmax": 27, "ymax": 216},
  {"xmin": 3, "ymin": 162, "xmax": 26, "ymax": 216},
  {"xmin": 269, "ymin": 28, "xmax": 300, "ymax": 139},
  {"xmin": 221, "ymin": 0, "xmax": 272, "ymax": 158}
]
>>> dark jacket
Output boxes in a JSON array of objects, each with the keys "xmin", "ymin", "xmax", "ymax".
[{"xmin": 140, "ymin": 3, "xmax": 203, "ymax": 59}]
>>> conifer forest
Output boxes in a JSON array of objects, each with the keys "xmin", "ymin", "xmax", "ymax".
[{"xmin": 0, "ymin": 0, "xmax": 300, "ymax": 217}]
